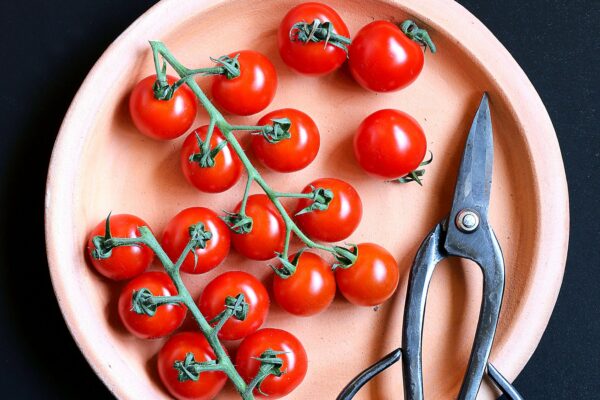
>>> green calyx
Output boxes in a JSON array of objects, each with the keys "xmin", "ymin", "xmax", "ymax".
[
  {"xmin": 260, "ymin": 118, "xmax": 292, "ymax": 144},
  {"xmin": 388, "ymin": 151, "xmax": 434, "ymax": 186},
  {"xmin": 189, "ymin": 132, "xmax": 228, "ymax": 168},
  {"xmin": 400, "ymin": 20, "xmax": 437, "ymax": 53},
  {"xmin": 210, "ymin": 293, "xmax": 249, "ymax": 324},
  {"xmin": 188, "ymin": 222, "xmax": 213, "ymax": 249},
  {"xmin": 131, "ymin": 288, "xmax": 182, "ymax": 317},
  {"xmin": 174, "ymin": 353, "xmax": 219, "ymax": 382},
  {"xmin": 290, "ymin": 19, "xmax": 351, "ymax": 54},
  {"xmin": 221, "ymin": 211, "xmax": 253, "ymax": 234},
  {"xmin": 91, "ymin": 212, "xmax": 114, "ymax": 259},
  {"xmin": 332, "ymin": 244, "xmax": 358, "ymax": 270},
  {"xmin": 295, "ymin": 186, "xmax": 334, "ymax": 216},
  {"xmin": 270, "ymin": 249, "xmax": 306, "ymax": 279},
  {"xmin": 250, "ymin": 349, "xmax": 287, "ymax": 396},
  {"xmin": 208, "ymin": 54, "xmax": 241, "ymax": 80}
]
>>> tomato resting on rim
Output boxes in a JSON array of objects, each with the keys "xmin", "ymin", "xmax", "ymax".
[
  {"xmin": 211, "ymin": 50, "xmax": 277, "ymax": 116},
  {"xmin": 278, "ymin": 2, "xmax": 350, "ymax": 75},
  {"xmin": 161, "ymin": 207, "xmax": 230, "ymax": 274},
  {"xmin": 252, "ymin": 108, "xmax": 320, "ymax": 173},
  {"xmin": 236, "ymin": 328, "xmax": 308, "ymax": 399},
  {"xmin": 158, "ymin": 332, "xmax": 227, "ymax": 400},
  {"xmin": 129, "ymin": 74, "xmax": 198, "ymax": 140},
  {"xmin": 198, "ymin": 271, "xmax": 269, "ymax": 341},
  {"xmin": 354, "ymin": 109, "xmax": 427, "ymax": 179}
]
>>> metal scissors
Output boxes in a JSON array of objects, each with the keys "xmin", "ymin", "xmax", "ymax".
[{"xmin": 338, "ymin": 94, "xmax": 523, "ymax": 400}]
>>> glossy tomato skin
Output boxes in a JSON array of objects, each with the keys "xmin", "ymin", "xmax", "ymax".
[
  {"xmin": 161, "ymin": 208, "xmax": 230, "ymax": 274},
  {"xmin": 158, "ymin": 332, "xmax": 227, "ymax": 400},
  {"xmin": 349, "ymin": 21, "xmax": 424, "ymax": 92},
  {"xmin": 129, "ymin": 75, "xmax": 198, "ymax": 140},
  {"xmin": 211, "ymin": 51, "xmax": 277, "ymax": 116},
  {"xmin": 273, "ymin": 252, "xmax": 335, "ymax": 316},
  {"xmin": 118, "ymin": 272, "xmax": 186, "ymax": 339},
  {"xmin": 87, "ymin": 214, "xmax": 154, "ymax": 280},
  {"xmin": 252, "ymin": 108, "xmax": 320, "ymax": 172},
  {"xmin": 198, "ymin": 271, "xmax": 269, "ymax": 340},
  {"xmin": 294, "ymin": 178, "xmax": 362, "ymax": 242},
  {"xmin": 180, "ymin": 125, "xmax": 242, "ymax": 193},
  {"xmin": 231, "ymin": 194, "xmax": 285, "ymax": 260},
  {"xmin": 236, "ymin": 328, "xmax": 308, "ymax": 398},
  {"xmin": 336, "ymin": 243, "xmax": 399, "ymax": 306},
  {"xmin": 278, "ymin": 2, "xmax": 350, "ymax": 75},
  {"xmin": 354, "ymin": 109, "xmax": 427, "ymax": 178}
]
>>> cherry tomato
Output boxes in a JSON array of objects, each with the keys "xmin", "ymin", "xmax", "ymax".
[
  {"xmin": 252, "ymin": 108, "xmax": 320, "ymax": 172},
  {"xmin": 231, "ymin": 194, "xmax": 285, "ymax": 261},
  {"xmin": 129, "ymin": 75, "xmax": 197, "ymax": 140},
  {"xmin": 236, "ymin": 328, "xmax": 308, "ymax": 399},
  {"xmin": 198, "ymin": 271, "xmax": 269, "ymax": 341},
  {"xmin": 211, "ymin": 51, "xmax": 277, "ymax": 116},
  {"xmin": 273, "ymin": 251, "xmax": 335, "ymax": 316},
  {"xmin": 278, "ymin": 2, "xmax": 350, "ymax": 75},
  {"xmin": 335, "ymin": 243, "xmax": 399, "ymax": 306},
  {"xmin": 161, "ymin": 208, "xmax": 230, "ymax": 274},
  {"xmin": 349, "ymin": 21, "xmax": 424, "ymax": 92},
  {"xmin": 118, "ymin": 272, "xmax": 186, "ymax": 339},
  {"xmin": 158, "ymin": 332, "xmax": 227, "ymax": 400},
  {"xmin": 354, "ymin": 109, "xmax": 427, "ymax": 179},
  {"xmin": 87, "ymin": 214, "xmax": 154, "ymax": 280},
  {"xmin": 294, "ymin": 178, "xmax": 362, "ymax": 242},
  {"xmin": 180, "ymin": 125, "xmax": 243, "ymax": 193}
]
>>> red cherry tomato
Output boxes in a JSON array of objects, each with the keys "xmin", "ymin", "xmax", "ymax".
[
  {"xmin": 211, "ymin": 51, "xmax": 277, "ymax": 116},
  {"xmin": 335, "ymin": 243, "xmax": 399, "ymax": 306},
  {"xmin": 252, "ymin": 108, "xmax": 320, "ymax": 172},
  {"xmin": 231, "ymin": 194, "xmax": 285, "ymax": 261},
  {"xmin": 158, "ymin": 332, "xmax": 227, "ymax": 400},
  {"xmin": 129, "ymin": 75, "xmax": 198, "ymax": 140},
  {"xmin": 236, "ymin": 328, "xmax": 308, "ymax": 398},
  {"xmin": 198, "ymin": 271, "xmax": 269, "ymax": 341},
  {"xmin": 161, "ymin": 208, "xmax": 230, "ymax": 274},
  {"xmin": 354, "ymin": 109, "xmax": 427, "ymax": 179},
  {"xmin": 278, "ymin": 2, "xmax": 350, "ymax": 75},
  {"xmin": 273, "ymin": 251, "xmax": 335, "ymax": 316},
  {"xmin": 86, "ymin": 214, "xmax": 154, "ymax": 280},
  {"xmin": 349, "ymin": 21, "xmax": 424, "ymax": 92},
  {"xmin": 180, "ymin": 125, "xmax": 243, "ymax": 193},
  {"xmin": 294, "ymin": 178, "xmax": 362, "ymax": 242},
  {"xmin": 118, "ymin": 272, "xmax": 186, "ymax": 339}
]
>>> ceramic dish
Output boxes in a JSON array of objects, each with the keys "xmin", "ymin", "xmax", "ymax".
[{"xmin": 45, "ymin": 0, "xmax": 569, "ymax": 398}]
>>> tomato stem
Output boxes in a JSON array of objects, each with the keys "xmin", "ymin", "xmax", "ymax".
[
  {"xmin": 290, "ymin": 19, "xmax": 352, "ymax": 55},
  {"xmin": 400, "ymin": 20, "xmax": 437, "ymax": 53}
]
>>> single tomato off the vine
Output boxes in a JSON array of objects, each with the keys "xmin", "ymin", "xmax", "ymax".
[
  {"xmin": 87, "ymin": 214, "xmax": 154, "ymax": 280},
  {"xmin": 294, "ymin": 178, "xmax": 362, "ymax": 242},
  {"xmin": 161, "ymin": 207, "xmax": 230, "ymax": 274},
  {"xmin": 336, "ymin": 243, "xmax": 400, "ymax": 306},
  {"xmin": 354, "ymin": 109, "xmax": 427, "ymax": 179},
  {"xmin": 236, "ymin": 328, "xmax": 308, "ymax": 399},
  {"xmin": 211, "ymin": 50, "xmax": 277, "ymax": 116},
  {"xmin": 158, "ymin": 332, "xmax": 227, "ymax": 400},
  {"xmin": 252, "ymin": 108, "xmax": 320, "ymax": 172},
  {"xmin": 118, "ymin": 272, "xmax": 186, "ymax": 339},
  {"xmin": 278, "ymin": 2, "xmax": 350, "ymax": 75},
  {"xmin": 129, "ymin": 75, "xmax": 198, "ymax": 140},
  {"xmin": 273, "ymin": 251, "xmax": 335, "ymax": 316},
  {"xmin": 180, "ymin": 125, "xmax": 242, "ymax": 193},
  {"xmin": 198, "ymin": 271, "xmax": 269, "ymax": 341},
  {"xmin": 349, "ymin": 21, "xmax": 424, "ymax": 92},
  {"xmin": 231, "ymin": 194, "xmax": 286, "ymax": 261}
]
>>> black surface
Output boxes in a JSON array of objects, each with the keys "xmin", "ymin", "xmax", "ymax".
[{"xmin": 0, "ymin": 1, "xmax": 598, "ymax": 399}]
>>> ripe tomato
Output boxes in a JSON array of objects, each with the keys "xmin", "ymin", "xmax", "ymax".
[
  {"xmin": 349, "ymin": 21, "xmax": 424, "ymax": 92},
  {"xmin": 87, "ymin": 214, "xmax": 154, "ymax": 280},
  {"xmin": 354, "ymin": 109, "xmax": 427, "ymax": 179},
  {"xmin": 211, "ymin": 50, "xmax": 277, "ymax": 116},
  {"xmin": 252, "ymin": 108, "xmax": 320, "ymax": 172},
  {"xmin": 278, "ymin": 2, "xmax": 350, "ymax": 75},
  {"xmin": 294, "ymin": 178, "xmax": 362, "ymax": 242},
  {"xmin": 231, "ymin": 194, "xmax": 285, "ymax": 261},
  {"xmin": 335, "ymin": 243, "xmax": 399, "ymax": 306},
  {"xmin": 273, "ymin": 251, "xmax": 335, "ymax": 316},
  {"xmin": 118, "ymin": 272, "xmax": 186, "ymax": 339},
  {"xmin": 158, "ymin": 332, "xmax": 227, "ymax": 400},
  {"xmin": 129, "ymin": 75, "xmax": 197, "ymax": 140},
  {"xmin": 161, "ymin": 208, "xmax": 230, "ymax": 274},
  {"xmin": 236, "ymin": 328, "xmax": 308, "ymax": 399},
  {"xmin": 198, "ymin": 271, "xmax": 269, "ymax": 341},
  {"xmin": 180, "ymin": 125, "xmax": 242, "ymax": 193}
]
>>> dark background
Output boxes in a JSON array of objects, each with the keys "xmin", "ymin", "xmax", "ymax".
[{"xmin": 1, "ymin": 0, "xmax": 598, "ymax": 398}]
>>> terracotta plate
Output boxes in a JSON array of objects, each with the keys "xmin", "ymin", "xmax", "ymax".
[{"xmin": 45, "ymin": 0, "xmax": 569, "ymax": 398}]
